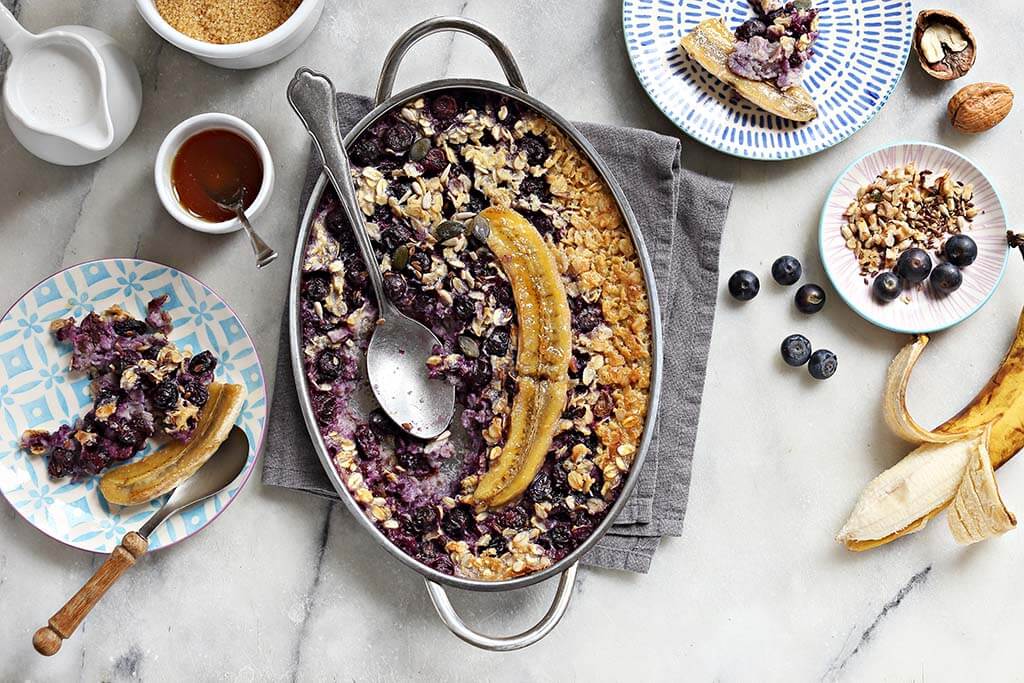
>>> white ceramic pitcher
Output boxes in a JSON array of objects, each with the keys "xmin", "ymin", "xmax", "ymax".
[{"xmin": 0, "ymin": 6, "xmax": 142, "ymax": 165}]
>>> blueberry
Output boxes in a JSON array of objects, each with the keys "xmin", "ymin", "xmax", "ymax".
[
  {"xmin": 528, "ymin": 472, "xmax": 554, "ymax": 502},
  {"xmin": 518, "ymin": 134, "xmax": 549, "ymax": 166},
  {"xmin": 944, "ymin": 234, "xmax": 978, "ymax": 267},
  {"xmin": 452, "ymin": 294, "xmax": 476, "ymax": 321},
  {"xmin": 303, "ymin": 276, "xmax": 330, "ymax": 302},
  {"xmin": 808, "ymin": 349, "xmax": 838, "ymax": 380},
  {"xmin": 441, "ymin": 507, "xmax": 471, "ymax": 539},
  {"xmin": 548, "ymin": 525, "xmax": 571, "ymax": 549},
  {"xmin": 368, "ymin": 408, "xmax": 395, "ymax": 436},
  {"xmin": 728, "ymin": 270, "xmax": 760, "ymax": 301},
  {"xmin": 315, "ymin": 350, "xmax": 343, "ymax": 382},
  {"xmin": 483, "ymin": 328, "xmax": 511, "ymax": 357},
  {"xmin": 771, "ymin": 255, "xmax": 802, "ymax": 286},
  {"xmin": 895, "ymin": 248, "xmax": 932, "ymax": 284},
  {"xmin": 872, "ymin": 271, "xmax": 902, "ymax": 302},
  {"xmin": 350, "ymin": 137, "xmax": 382, "ymax": 166},
  {"xmin": 735, "ymin": 18, "xmax": 767, "ymax": 40},
  {"xmin": 188, "ymin": 350, "xmax": 217, "ymax": 376},
  {"xmin": 405, "ymin": 506, "xmax": 438, "ymax": 535},
  {"xmin": 930, "ymin": 262, "xmax": 963, "ymax": 295},
  {"xmin": 153, "ymin": 380, "xmax": 179, "ymax": 411},
  {"xmin": 519, "ymin": 176, "xmax": 550, "ymax": 201},
  {"xmin": 780, "ymin": 334, "xmax": 812, "ymax": 367},
  {"xmin": 420, "ymin": 147, "xmax": 448, "ymax": 175},
  {"xmin": 112, "ymin": 318, "xmax": 148, "ymax": 337},
  {"xmin": 430, "ymin": 95, "xmax": 459, "ymax": 120},
  {"xmin": 795, "ymin": 284, "xmax": 826, "ymax": 314},
  {"xmin": 384, "ymin": 123, "xmax": 415, "ymax": 153}
]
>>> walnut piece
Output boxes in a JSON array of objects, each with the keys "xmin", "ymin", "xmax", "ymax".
[{"xmin": 948, "ymin": 83, "xmax": 1014, "ymax": 134}]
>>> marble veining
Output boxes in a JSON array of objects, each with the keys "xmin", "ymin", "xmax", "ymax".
[{"xmin": 1, "ymin": 0, "xmax": 1023, "ymax": 680}]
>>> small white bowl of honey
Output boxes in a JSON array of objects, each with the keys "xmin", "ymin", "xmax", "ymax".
[{"xmin": 155, "ymin": 113, "xmax": 274, "ymax": 234}]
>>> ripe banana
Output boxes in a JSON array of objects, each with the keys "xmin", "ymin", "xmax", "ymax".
[
  {"xmin": 473, "ymin": 208, "xmax": 571, "ymax": 508},
  {"xmin": 99, "ymin": 383, "xmax": 245, "ymax": 506},
  {"xmin": 838, "ymin": 308, "xmax": 1024, "ymax": 550},
  {"xmin": 680, "ymin": 19, "xmax": 818, "ymax": 122}
]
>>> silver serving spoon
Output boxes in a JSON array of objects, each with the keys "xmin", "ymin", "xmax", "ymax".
[
  {"xmin": 287, "ymin": 67, "xmax": 455, "ymax": 440},
  {"xmin": 201, "ymin": 182, "xmax": 278, "ymax": 269},
  {"xmin": 33, "ymin": 426, "xmax": 250, "ymax": 656}
]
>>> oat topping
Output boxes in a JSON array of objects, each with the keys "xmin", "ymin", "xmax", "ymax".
[
  {"xmin": 300, "ymin": 90, "xmax": 651, "ymax": 580},
  {"xmin": 842, "ymin": 163, "xmax": 979, "ymax": 277}
]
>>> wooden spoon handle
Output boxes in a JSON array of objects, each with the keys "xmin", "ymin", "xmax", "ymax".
[{"xmin": 33, "ymin": 531, "xmax": 148, "ymax": 656}]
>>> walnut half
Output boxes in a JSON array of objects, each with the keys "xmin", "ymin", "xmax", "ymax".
[{"xmin": 914, "ymin": 9, "xmax": 976, "ymax": 80}]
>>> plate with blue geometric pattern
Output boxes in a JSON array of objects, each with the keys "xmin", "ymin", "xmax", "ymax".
[
  {"xmin": 0, "ymin": 259, "xmax": 266, "ymax": 553},
  {"xmin": 622, "ymin": 0, "xmax": 914, "ymax": 160}
]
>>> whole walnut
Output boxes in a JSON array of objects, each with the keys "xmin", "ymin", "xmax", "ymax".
[{"xmin": 948, "ymin": 83, "xmax": 1014, "ymax": 133}]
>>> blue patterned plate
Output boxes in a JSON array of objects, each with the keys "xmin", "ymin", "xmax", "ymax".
[
  {"xmin": 0, "ymin": 259, "xmax": 267, "ymax": 553},
  {"xmin": 622, "ymin": 0, "xmax": 914, "ymax": 160}
]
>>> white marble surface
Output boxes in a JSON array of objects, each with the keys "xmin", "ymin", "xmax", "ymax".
[{"xmin": 2, "ymin": 0, "xmax": 1023, "ymax": 680}]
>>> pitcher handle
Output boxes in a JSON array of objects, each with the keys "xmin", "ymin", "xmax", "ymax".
[
  {"xmin": 424, "ymin": 562, "xmax": 577, "ymax": 651},
  {"xmin": 375, "ymin": 16, "xmax": 528, "ymax": 105}
]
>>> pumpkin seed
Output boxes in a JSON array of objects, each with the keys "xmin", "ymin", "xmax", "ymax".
[
  {"xmin": 392, "ymin": 244, "xmax": 410, "ymax": 271},
  {"xmin": 469, "ymin": 215, "xmax": 491, "ymax": 242},
  {"xmin": 435, "ymin": 221, "xmax": 464, "ymax": 242},
  {"xmin": 409, "ymin": 137, "xmax": 431, "ymax": 162},
  {"xmin": 794, "ymin": 0, "xmax": 812, "ymax": 8},
  {"xmin": 458, "ymin": 335, "xmax": 480, "ymax": 358}
]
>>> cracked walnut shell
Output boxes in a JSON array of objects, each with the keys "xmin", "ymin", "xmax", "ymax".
[
  {"xmin": 948, "ymin": 83, "xmax": 1014, "ymax": 133},
  {"xmin": 914, "ymin": 9, "xmax": 976, "ymax": 80}
]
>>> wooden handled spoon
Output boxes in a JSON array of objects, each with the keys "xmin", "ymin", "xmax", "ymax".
[{"xmin": 33, "ymin": 426, "xmax": 250, "ymax": 656}]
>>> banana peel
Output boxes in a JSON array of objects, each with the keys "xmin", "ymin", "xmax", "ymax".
[
  {"xmin": 99, "ymin": 383, "xmax": 245, "ymax": 506},
  {"xmin": 473, "ymin": 208, "xmax": 571, "ymax": 508},
  {"xmin": 680, "ymin": 19, "xmax": 818, "ymax": 123},
  {"xmin": 839, "ymin": 308, "xmax": 1024, "ymax": 550}
]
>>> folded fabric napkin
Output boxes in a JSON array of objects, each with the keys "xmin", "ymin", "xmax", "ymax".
[{"xmin": 262, "ymin": 92, "xmax": 732, "ymax": 574}]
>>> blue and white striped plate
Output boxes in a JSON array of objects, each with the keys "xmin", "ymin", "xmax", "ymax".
[
  {"xmin": 622, "ymin": 0, "xmax": 914, "ymax": 160},
  {"xmin": 0, "ymin": 259, "xmax": 267, "ymax": 554}
]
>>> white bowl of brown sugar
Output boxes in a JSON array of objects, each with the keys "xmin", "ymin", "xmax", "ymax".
[{"xmin": 134, "ymin": 0, "xmax": 325, "ymax": 69}]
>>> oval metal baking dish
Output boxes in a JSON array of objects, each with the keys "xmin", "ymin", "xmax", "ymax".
[{"xmin": 288, "ymin": 16, "xmax": 664, "ymax": 651}]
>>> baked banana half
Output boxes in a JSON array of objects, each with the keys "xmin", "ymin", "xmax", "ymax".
[
  {"xmin": 99, "ymin": 383, "xmax": 246, "ymax": 506},
  {"xmin": 473, "ymin": 208, "xmax": 571, "ymax": 508}
]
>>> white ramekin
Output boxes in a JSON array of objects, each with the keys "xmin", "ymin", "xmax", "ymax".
[
  {"xmin": 133, "ymin": 0, "xmax": 325, "ymax": 70},
  {"xmin": 155, "ymin": 113, "xmax": 275, "ymax": 235}
]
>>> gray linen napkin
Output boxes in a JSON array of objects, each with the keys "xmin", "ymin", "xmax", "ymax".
[{"xmin": 262, "ymin": 93, "xmax": 732, "ymax": 574}]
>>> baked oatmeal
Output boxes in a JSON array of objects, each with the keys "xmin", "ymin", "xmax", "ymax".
[{"xmin": 299, "ymin": 89, "xmax": 652, "ymax": 580}]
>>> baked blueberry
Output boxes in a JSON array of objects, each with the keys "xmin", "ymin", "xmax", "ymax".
[
  {"xmin": 795, "ymin": 284, "xmax": 826, "ymax": 314},
  {"xmin": 315, "ymin": 350, "xmax": 344, "ymax": 382},
  {"xmin": 728, "ymin": 270, "xmax": 760, "ymax": 301},
  {"xmin": 781, "ymin": 334, "xmax": 812, "ymax": 367},
  {"xmin": 808, "ymin": 349, "xmax": 838, "ymax": 380},
  {"xmin": 771, "ymin": 255, "xmax": 802, "ymax": 286}
]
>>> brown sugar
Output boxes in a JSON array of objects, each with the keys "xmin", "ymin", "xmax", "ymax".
[{"xmin": 155, "ymin": 0, "xmax": 303, "ymax": 44}]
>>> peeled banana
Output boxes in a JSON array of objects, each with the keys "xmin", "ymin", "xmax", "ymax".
[
  {"xmin": 680, "ymin": 19, "xmax": 818, "ymax": 123},
  {"xmin": 99, "ymin": 383, "xmax": 245, "ymax": 506},
  {"xmin": 838, "ymin": 308, "xmax": 1024, "ymax": 550},
  {"xmin": 473, "ymin": 208, "xmax": 571, "ymax": 508}
]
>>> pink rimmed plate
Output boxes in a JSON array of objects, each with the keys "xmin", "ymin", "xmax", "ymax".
[{"xmin": 820, "ymin": 142, "xmax": 1010, "ymax": 335}]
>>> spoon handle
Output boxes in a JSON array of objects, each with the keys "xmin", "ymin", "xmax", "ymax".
[
  {"xmin": 33, "ymin": 531, "xmax": 149, "ymax": 656},
  {"xmin": 235, "ymin": 205, "xmax": 278, "ymax": 268},
  {"xmin": 287, "ymin": 67, "xmax": 394, "ymax": 317}
]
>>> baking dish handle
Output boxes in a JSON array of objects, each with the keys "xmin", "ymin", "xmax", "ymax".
[
  {"xmin": 375, "ymin": 16, "xmax": 528, "ymax": 105},
  {"xmin": 424, "ymin": 562, "xmax": 577, "ymax": 651}
]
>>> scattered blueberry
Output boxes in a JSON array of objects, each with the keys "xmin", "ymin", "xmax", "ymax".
[
  {"xmin": 483, "ymin": 328, "xmax": 511, "ymax": 356},
  {"xmin": 944, "ymin": 234, "xmax": 978, "ymax": 267},
  {"xmin": 153, "ymin": 380, "xmax": 179, "ymax": 410},
  {"xmin": 548, "ymin": 525, "xmax": 571, "ymax": 549},
  {"xmin": 781, "ymin": 334, "xmax": 812, "ymax": 367},
  {"xmin": 872, "ymin": 271, "xmax": 902, "ymax": 302},
  {"xmin": 808, "ymin": 349, "xmax": 838, "ymax": 380},
  {"xmin": 728, "ymin": 270, "xmax": 760, "ymax": 301},
  {"xmin": 519, "ymin": 134, "xmax": 549, "ymax": 166},
  {"xmin": 384, "ymin": 123, "xmax": 415, "ymax": 153},
  {"xmin": 188, "ymin": 350, "xmax": 217, "ymax": 376},
  {"xmin": 930, "ymin": 262, "xmax": 963, "ymax": 295},
  {"xmin": 405, "ymin": 506, "xmax": 438, "ymax": 535},
  {"xmin": 895, "ymin": 248, "xmax": 932, "ymax": 284},
  {"xmin": 527, "ymin": 472, "xmax": 554, "ymax": 502},
  {"xmin": 349, "ymin": 137, "xmax": 382, "ymax": 166},
  {"xmin": 303, "ymin": 276, "xmax": 330, "ymax": 302},
  {"xmin": 430, "ymin": 95, "xmax": 459, "ymax": 120},
  {"xmin": 112, "ymin": 319, "xmax": 148, "ymax": 337},
  {"xmin": 794, "ymin": 284, "xmax": 826, "ymax": 314},
  {"xmin": 771, "ymin": 255, "xmax": 802, "ymax": 286},
  {"xmin": 441, "ymin": 507, "xmax": 471, "ymax": 539},
  {"xmin": 420, "ymin": 147, "xmax": 448, "ymax": 175}
]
